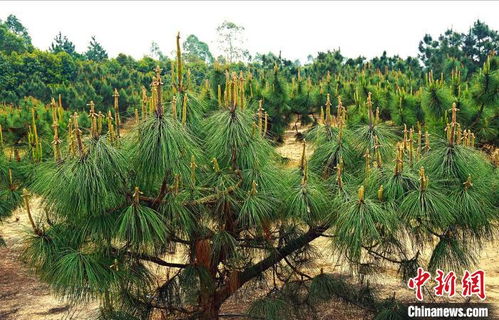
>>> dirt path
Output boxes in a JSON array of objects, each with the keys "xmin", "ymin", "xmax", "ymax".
[{"xmin": 275, "ymin": 126, "xmax": 314, "ymax": 168}]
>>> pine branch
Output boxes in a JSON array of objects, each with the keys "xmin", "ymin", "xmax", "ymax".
[
  {"xmin": 133, "ymin": 253, "xmax": 187, "ymax": 268},
  {"xmin": 189, "ymin": 180, "xmax": 242, "ymax": 206},
  {"xmin": 362, "ymin": 245, "xmax": 402, "ymax": 264},
  {"xmin": 170, "ymin": 236, "xmax": 191, "ymax": 245},
  {"xmin": 153, "ymin": 175, "xmax": 169, "ymax": 208},
  {"xmin": 420, "ymin": 221, "xmax": 445, "ymax": 238},
  {"xmin": 214, "ymin": 224, "xmax": 329, "ymax": 306},
  {"xmin": 115, "ymin": 248, "xmax": 188, "ymax": 268},
  {"xmin": 241, "ymin": 225, "xmax": 328, "ymax": 280},
  {"xmin": 139, "ymin": 180, "xmax": 242, "ymax": 206}
]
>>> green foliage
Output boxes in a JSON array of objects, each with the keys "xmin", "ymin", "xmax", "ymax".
[
  {"xmin": 160, "ymin": 192, "xmax": 198, "ymax": 237},
  {"xmin": 203, "ymin": 107, "xmax": 271, "ymax": 169},
  {"xmin": 50, "ymin": 32, "xmax": 79, "ymax": 57},
  {"xmin": 0, "ymin": 23, "xmax": 32, "ymax": 54},
  {"xmin": 308, "ymin": 127, "xmax": 360, "ymax": 176},
  {"xmin": 239, "ymin": 189, "xmax": 276, "ymax": 229},
  {"xmin": 128, "ymin": 114, "xmax": 200, "ymax": 189},
  {"xmin": 49, "ymin": 249, "xmax": 115, "ymax": 300},
  {"xmin": 400, "ymin": 187, "xmax": 454, "ymax": 231},
  {"xmin": 211, "ymin": 230, "xmax": 238, "ymax": 262},
  {"xmin": 284, "ymin": 171, "xmax": 331, "ymax": 224},
  {"xmin": 419, "ymin": 143, "xmax": 492, "ymax": 183},
  {"xmin": 428, "ymin": 237, "xmax": 478, "ymax": 272},
  {"xmin": 373, "ymin": 300, "xmax": 407, "ymax": 320},
  {"xmin": 85, "ymin": 36, "xmax": 108, "ymax": 62},
  {"xmin": 335, "ymin": 193, "xmax": 397, "ymax": 262},
  {"xmin": 468, "ymin": 55, "xmax": 499, "ymax": 142},
  {"xmin": 353, "ymin": 123, "xmax": 398, "ymax": 161},
  {"xmin": 116, "ymin": 204, "xmax": 167, "ymax": 253},
  {"xmin": 3, "ymin": 14, "xmax": 31, "ymax": 45},
  {"xmin": 390, "ymin": 92, "xmax": 423, "ymax": 127},
  {"xmin": 421, "ymin": 79, "xmax": 453, "ymax": 127},
  {"xmin": 309, "ymin": 273, "xmax": 344, "ymax": 302},
  {"xmin": 183, "ymin": 34, "xmax": 213, "ymax": 64},
  {"xmin": 33, "ymin": 137, "xmax": 127, "ymax": 219},
  {"xmin": 172, "ymin": 91, "xmax": 207, "ymax": 133},
  {"xmin": 419, "ymin": 20, "xmax": 499, "ymax": 75},
  {"xmin": 262, "ymin": 68, "xmax": 291, "ymax": 140},
  {"xmin": 452, "ymin": 181, "xmax": 496, "ymax": 235},
  {"xmin": 247, "ymin": 296, "xmax": 292, "ymax": 320}
]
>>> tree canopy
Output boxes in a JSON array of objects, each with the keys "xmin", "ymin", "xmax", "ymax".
[
  {"xmin": 183, "ymin": 34, "xmax": 213, "ymax": 63},
  {"xmin": 50, "ymin": 31, "xmax": 78, "ymax": 57},
  {"xmin": 85, "ymin": 35, "xmax": 108, "ymax": 61}
]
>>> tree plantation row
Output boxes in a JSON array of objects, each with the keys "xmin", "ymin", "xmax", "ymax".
[{"xmin": 1, "ymin": 16, "xmax": 498, "ymax": 146}]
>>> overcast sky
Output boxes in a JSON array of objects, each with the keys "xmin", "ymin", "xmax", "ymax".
[{"xmin": 1, "ymin": 1, "xmax": 498, "ymax": 63}]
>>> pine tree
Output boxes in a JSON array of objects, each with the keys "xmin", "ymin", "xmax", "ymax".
[
  {"xmin": 85, "ymin": 36, "xmax": 108, "ymax": 62},
  {"xmin": 262, "ymin": 65, "xmax": 291, "ymax": 141},
  {"xmin": 50, "ymin": 32, "xmax": 79, "ymax": 57}
]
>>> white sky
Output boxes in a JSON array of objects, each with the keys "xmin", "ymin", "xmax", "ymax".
[{"xmin": 1, "ymin": 1, "xmax": 498, "ymax": 63}]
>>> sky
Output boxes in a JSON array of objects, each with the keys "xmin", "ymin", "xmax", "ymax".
[{"xmin": 1, "ymin": 1, "xmax": 498, "ymax": 63}]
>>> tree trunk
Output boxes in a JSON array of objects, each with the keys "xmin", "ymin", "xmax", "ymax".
[
  {"xmin": 199, "ymin": 294, "xmax": 220, "ymax": 320},
  {"xmin": 199, "ymin": 306, "xmax": 219, "ymax": 320},
  {"xmin": 195, "ymin": 225, "xmax": 327, "ymax": 319}
]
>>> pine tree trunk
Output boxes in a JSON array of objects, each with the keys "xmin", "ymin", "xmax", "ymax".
[
  {"xmin": 199, "ymin": 295, "xmax": 220, "ymax": 320},
  {"xmin": 199, "ymin": 306, "xmax": 219, "ymax": 320}
]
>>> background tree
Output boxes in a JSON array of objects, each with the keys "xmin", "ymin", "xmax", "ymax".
[
  {"xmin": 418, "ymin": 29, "xmax": 463, "ymax": 75},
  {"xmin": 418, "ymin": 20, "xmax": 499, "ymax": 76},
  {"xmin": 3, "ymin": 14, "xmax": 31, "ymax": 46},
  {"xmin": 49, "ymin": 32, "xmax": 79, "ymax": 57},
  {"xmin": 0, "ymin": 17, "xmax": 497, "ymax": 145},
  {"xmin": 263, "ymin": 65, "xmax": 291, "ymax": 140},
  {"xmin": 149, "ymin": 41, "xmax": 166, "ymax": 61},
  {"xmin": 85, "ymin": 35, "xmax": 108, "ymax": 62},
  {"xmin": 468, "ymin": 53, "xmax": 499, "ymax": 143},
  {"xmin": 216, "ymin": 20, "xmax": 249, "ymax": 63},
  {"xmin": 0, "ymin": 15, "xmax": 33, "ymax": 53},
  {"xmin": 183, "ymin": 34, "xmax": 213, "ymax": 63},
  {"xmin": 462, "ymin": 20, "xmax": 499, "ymax": 71}
]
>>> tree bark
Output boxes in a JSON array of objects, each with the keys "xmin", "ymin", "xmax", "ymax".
[{"xmin": 199, "ymin": 294, "xmax": 220, "ymax": 320}]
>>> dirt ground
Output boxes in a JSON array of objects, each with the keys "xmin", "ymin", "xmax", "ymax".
[
  {"xmin": 0, "ymin": 198, "xmax": 100, "ymax": 320},
  {"xmin": 0, "ymin": 124, "xmax": 498, "ymax": 320}
]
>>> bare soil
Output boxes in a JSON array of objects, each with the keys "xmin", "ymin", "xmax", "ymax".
[{"xmin": 0, "ymin": 201, "xmax": 100, "ymax": 320}]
